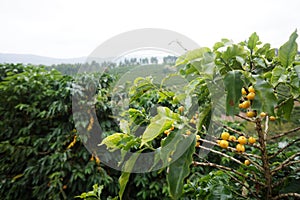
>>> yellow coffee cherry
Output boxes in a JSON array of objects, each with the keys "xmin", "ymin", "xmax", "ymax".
[
  {"xmin": 219, "ymin": 140, "xmax": 229, "ymax": 149},
  {"xmin": 164, "ymin": 129, "xmax": 170, "ymax": 135},
  {"xmin": 248, "ymin": 137, "xmax": 256, "ymax": 144},
  {"xmin": 270, "ymin": 116, "xmax": 276, "ymax": 121},
  {"xmin": 238, "ymin": 136, "xmax": 247, "ymax": 145},
  {"xmin": 260, "ymin": 112, "xmax": 267, "ymax": 118},
  {"xmin": 228, "ymin": 135, "xmax": 236, "ymax": 142},
  {"xmin": 244, "ymin": 160, "xmax": 250, "ymax": 166},
  {"xmin": 247, "ymin": 92, "xmax": 256, "ymax": 100},
  {"xmin": 178, "ymin": 106, "xmax": 184, "ymax": 113},
  {"xmin": 221, "ymin": 132, "xmax": 230, "ymax": 140},
  {"xmin": 248, "ymin": 86, "xmax": 255, "ymax": 93},
  {"xmin": 246, "ymin": 110, "xmax": 256, "ymax": 118},
  {"xmin": 242, "ymin": 87, "xmax": 247, "ymax": 95},
  {"xmin": 242, "ymin": 101, "xmax": 251, "ymax": 109},
  {"xmin": 236, "ymin": 144, "xmax": 245, "ymax": 153}
]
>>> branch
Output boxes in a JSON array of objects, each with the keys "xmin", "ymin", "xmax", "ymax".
[
  {"xmin": 235, "ymin": 114, "xmax": 255, "ymax": 123},
  {"xmin": 271, "ymin": 152, "xmax": 300, "ymax": 175},
  {"xmin": 222, "ymin": 124, "xmax": 247, "ymax": 137},
  {"xmin": 196, "ymin": 143, "xmax": 243, "ymax": 165},
  {"xmin": 192, "ymin": 161, "xmax": 264, "ymax": 187},
  {"xmin": 242, "ymin": 155, "xmax": 264, "ymax": 172},
  {"xmin": 202, "ymin": 138, "xmax": 262, "ymax": 159},
  {"xmin": 224, "ymin": 171, "xmax": 259, "ymax": 199},
  {"xmin": 269, "ymin": 138, "xmax": 300, "ymax": 159},
  {"xmin": 264, "ymin": 115, "xmax": 269, "ymax": 135},
  {"xmin": 268, "ymin": 127, "xmax": 300, "ymax": 140},
  {"xmin": 272, "ymin": 168, "xmax": 300, "ymax": 188},
  {"xmin": 273, "ymin": 193, "xmax": 300, "ymax": 200}
]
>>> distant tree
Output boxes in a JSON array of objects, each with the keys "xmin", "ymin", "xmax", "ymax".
[{"xmin": 150, "ymin": 57, "xmax": 158, "ymax": 64}]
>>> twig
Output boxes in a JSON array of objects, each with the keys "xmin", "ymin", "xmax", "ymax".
[
  {"xmin": 272, "ymin": 193, "xmax": 300, "ymax": 200},
  {"xmin": 256, "ymin": 117, "xmax": 272, "ymax": 199},
  {"xmin": 192, "ymin": 161, "xmax": 264, "ymax": 187},
  {"xmin": 224, "ymin": 171, "xmax": 259, "ymax": 199},
  {"xmin": 199, "ymin": 138, "xmax": 262, "ymax": 159},
  {"xmin": 269, "ymin": 138, "xmax": 300, "ymax": 159},
  {"xmin": 243, "ymin": 155, "xmax": 264, "ymax": 172},
  {"xmin": 268, "ymin": 126, "xmax": 300, "ymax": 140},
  {"xmin": 271, "ymin": 152, "xmax": 300, "ymax": 175},
  {"xmin": 235, "ymin": 114, "xmax": 256, "ymax": 122},
  {"xmin": 264, "ymin": 115, "xmax": 269, "ymax": 135},
  {"xmin": 196, "ymin": 144, "xmax": 243, "ymax": 165},
  {"xmin": 272, "ymin": 168, "xmax": 300, "ymax": 188},
  {"xmin": 222, "ymin": 124, "xmax": 247, "ymax": 137}
]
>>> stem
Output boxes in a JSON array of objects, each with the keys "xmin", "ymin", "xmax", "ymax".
[
  {"xmin": 268, "ymin": 126, "xmax": 300, "ymax": 140},
  {"xmin": 197, "ymin": 143, "xmax": 243, "ymax": 165},
  {"xmin": 269, "ymin": 138, "xmax": 300, "ymax": 159},
  {"xmin": 271, "ymin": 152, "xmax": 300, "ymax": 175},
  {"xmin": 224, "ymin": 171, "xmax": 259, "ymax": 199},
  {"xmin": 272, "ymin": 168, "xmax": 300, "ymax": 188},
  {"xmin": 192, "ymin": 161, "xmax": 264, "ymax": 187},
  {"xmin": 273, "ymin": 193, "xmax": 300, "ymax": 200},
  {"xmin": 235, "ymin": 114, "xmax": 255, "ymax": 122},
  {"xmin": 256, "ymin": 118, "xmax": 272, "ymax": 199}
]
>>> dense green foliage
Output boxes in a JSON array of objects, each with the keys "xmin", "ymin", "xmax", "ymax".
[
  {"xmin": 1, "ymin": 31, "xmax": 300, "ymax": 200},
  {"xmin": 0, "ymin": 64, "xmax": 120, "ymax": 199},
  {"xmin": 96, "ymin": 31, "xmax": 300, "ymax": 200}
]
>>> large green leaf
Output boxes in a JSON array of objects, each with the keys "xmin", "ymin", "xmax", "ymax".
[
  {"xmin": 167, "ymin": 135, "xmax": 195, "ymax": 199},
  {"xmin": 175, "ymin": 47, "xmax": 211, "ymax": 66},
  {"xmin": 252, "ymin": 76, "xmax": 277, "ymax": 115},
  {"xmin": 223, "ymin": 70, "xmax": 243, "ymax": 116},
  {"xmin": 294, "ymin": 65, "xmax": 300, "ymax": 79},
  {"xmin": 129, "ymin": 77, "xmax": 155, "ymax": 102},
  {"xmin": 99, "ymin": 133, "xmax": 129, "ymax": 152},
  {"xmin": 247, "ymin": 32, "xmax": 260, "ymax": 51},
  {"xmin": 278, "ymin": 30, "xmax": 298, "ymax": 68},
  {"xmin": 141, "ymin": 107, "xmax": 180, "ymax": 146},
  {"xmin": 278, "ymin": 97, "xmax": 294, "ymax": 120},
  {"xmin": 118, "ymin": 152, "xmax": 140, "ymax": 200},
  {"xmin": 271, "ymin": 66, "xmax": 287, "ymax": 87}
]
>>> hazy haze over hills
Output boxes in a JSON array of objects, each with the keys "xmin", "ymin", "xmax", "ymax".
[{"xmin": 0, "ymin": 53, "xmax": 87, "ymax": 65}]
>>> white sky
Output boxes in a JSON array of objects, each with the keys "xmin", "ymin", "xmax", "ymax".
[{"xmin": 0, "ymin": 0, "xmax": 299, "ymax": 58}]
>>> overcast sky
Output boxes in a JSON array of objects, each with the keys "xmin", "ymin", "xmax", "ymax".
[{"xmin": 0, "ymin": 0, "xmax": 299, "ymax": 58}]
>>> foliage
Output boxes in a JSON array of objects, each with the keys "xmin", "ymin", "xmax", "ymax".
[
  {"xmin": 0, "ymin": 64, "xmax": 119, "ymax": 199},
  {"xmin": 96, "ymin": 31, "xmax": 300, "ymax": 200}
]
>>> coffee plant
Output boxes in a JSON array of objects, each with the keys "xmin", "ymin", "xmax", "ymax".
[{"xmin": 96, "ymin": 31, "xmax": 300, "ymax": 200}]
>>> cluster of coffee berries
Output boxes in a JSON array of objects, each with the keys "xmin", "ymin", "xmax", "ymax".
[
  {"xmin": 217, "ymin": 132, "xmax": 256, "ymax": 154},
  {"xmin": 164, "ymin": 124, "xmax": 175, "ymax": 136},
  {"xmin": 239, "ymin": 86, "xmax": 277, "ymax": 121},
  {"xmin": 239, "ymin": 86, "xmax": 257, "ymax": 118}
]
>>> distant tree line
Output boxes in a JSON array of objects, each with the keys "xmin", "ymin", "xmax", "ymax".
[{"xmin": 45, "ymin": 55, "xmax": 177, "ymax": 76}]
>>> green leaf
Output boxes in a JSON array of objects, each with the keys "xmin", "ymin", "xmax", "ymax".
[
  {"xmin": 222, "ymin": 44, "xmax": 246, "ymax": 62},
  {"xmin": 167, "ymin": 135, "xmax": 195, "ymax": 199},
  {"xmin": 278, "ymin": 30, "xmax": 298, "ymax": 68},
  {"xmin": 294, "ymin": 65, "xmax": 300, "ymax": 79},
  {"xmin": 129, "ymin": 77, "xmax": 155, "ymax": 102},
  {"xmin": 175, "ymin": 47, "xmax": 211, "ymax": 66},
  {"xmin": 99, "ymin": 133, "xmax": 129, "ymax": 152},
  {"xmin": 141, "ymin": 107, "xmax": 180, "ymax": 146},
  {"xmin": 223, "ymin": 70, "xmax": 243, "ymax": 116},
  {"xmin": 252, "ymin": 76, "xmax": 277, "ymax": 115},
  {"xmin": 119, "ymin": 120, "xmax": 130, "ymax": 134},
  {"xmin": 271, "ymin": 66, "xmax": 287, "ymax": 86},
  {"xmin": 278, "ymin": 97, "xmax": 294, "ymax": 120},
  {"xmin": 118, "ymin": 152, "xmax": 140, "ymax": 200},
  {"xmin": 247, "ymin": 32, "xmax": 259, "ymax": 51}
]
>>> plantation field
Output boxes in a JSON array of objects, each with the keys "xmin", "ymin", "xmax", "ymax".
[{"xmin": 1, "ymin": 31, "xmax": 300, "ymax": 200}]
